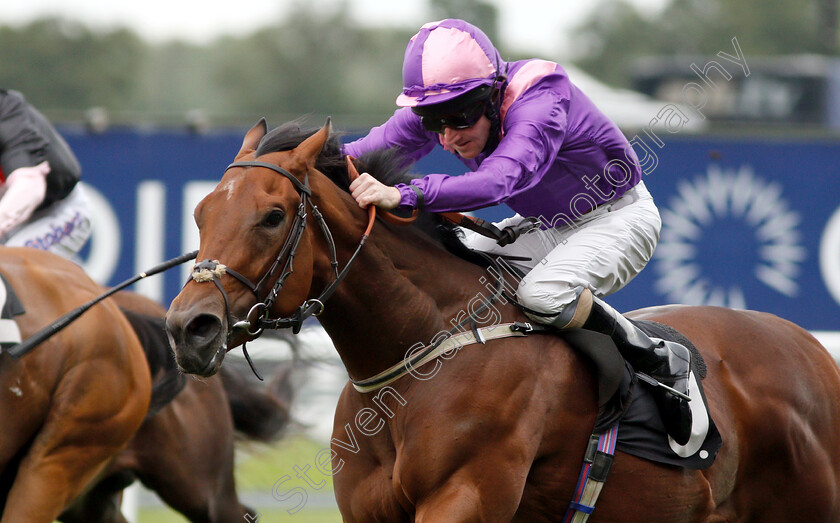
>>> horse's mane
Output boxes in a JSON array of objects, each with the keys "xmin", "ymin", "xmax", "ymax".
[
  {"xmin": 255, "ymin": 121, "xmax": 489, "ymax": 267},
  {"xmin": 120, "ymin": 309, "xmax": 187, "ymax": 419}
]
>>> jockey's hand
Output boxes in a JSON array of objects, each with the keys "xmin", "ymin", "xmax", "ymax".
[{"xmin": 349, "ymin": 172, "xmax": 401, "ymax": 210}]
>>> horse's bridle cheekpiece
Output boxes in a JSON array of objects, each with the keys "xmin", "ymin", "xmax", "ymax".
[
  {"xmin": 189, "ymin": 156, "xmax": 511, "ymax": 384},
  {"xmin": 188, "ymin": 158, "xmax": 372, "ymax": 379}
]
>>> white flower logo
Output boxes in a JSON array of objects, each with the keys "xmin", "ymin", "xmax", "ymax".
[{"xmin": 653, "ymin": 165, "xmax": 806, "ymax": 309}]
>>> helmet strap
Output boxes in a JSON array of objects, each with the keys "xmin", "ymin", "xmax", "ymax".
[{"xmin": 482, "ymin": 64, "xmax": 507, "ymax": 154}]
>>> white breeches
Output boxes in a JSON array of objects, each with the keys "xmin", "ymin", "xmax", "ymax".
[{"xmin": 462, "ymin": 181, "xmax": 661, "ymax": 321}]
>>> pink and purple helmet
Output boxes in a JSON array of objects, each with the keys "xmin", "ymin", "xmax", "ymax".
[{"xmin": 396, "ymin": 19, "xmax": 505, "ymax": 108}]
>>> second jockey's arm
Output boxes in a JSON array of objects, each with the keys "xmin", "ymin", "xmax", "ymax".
[
  {"xmin": 349, "ymin": 173, "xmax": 402, "ymax": 210},
  {"xmin": 0, "ymin": 161, "xmax": 50, "ymax": 237}
]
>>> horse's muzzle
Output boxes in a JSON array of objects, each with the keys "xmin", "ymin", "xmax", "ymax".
[{"xmin": 165, "ymin": 309, "xmax": 226, "ymax": 377}]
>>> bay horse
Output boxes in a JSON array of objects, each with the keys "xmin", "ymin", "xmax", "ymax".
[
  {"xmin": 59, "ymin": 290, "xmax": 295, "ymax": 523},
  {"xmin": 0, "ymin": 247, "xmax": 151, "ymax": 523},
  {"xmin": 0, "ymin": 248, "xmax": 294, "ymax": 523},
  {"xmin": 166, "ymin": 119, "xmax": 840, "ymax": 521}
]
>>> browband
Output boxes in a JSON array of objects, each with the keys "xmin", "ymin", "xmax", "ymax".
[{"xmin": 226, "ymin": 161, "xmax": 311, "ymax": 196}]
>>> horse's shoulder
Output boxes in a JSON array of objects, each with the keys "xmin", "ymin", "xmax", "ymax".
[{"xmin": 1, "ymin": 249, "xmax": 149, "ymax": 368}]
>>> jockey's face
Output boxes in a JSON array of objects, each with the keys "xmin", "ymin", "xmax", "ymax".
[{"xmin": 440, "ymin": 115, "xmax": 491, "ymax": 159}]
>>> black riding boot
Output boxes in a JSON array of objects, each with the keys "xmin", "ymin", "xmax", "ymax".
[{"xmin": 580, "ymin": 295, "xmax": 693, "ymax": 445}]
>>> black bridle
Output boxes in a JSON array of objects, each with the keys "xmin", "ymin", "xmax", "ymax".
[
  {"xmin": 189, "ymin": 160, "xmax": 370, "ymax": 377},
  {"xmin": 190, "ymin": 157, "xmax": 509, "ymax": 383}
]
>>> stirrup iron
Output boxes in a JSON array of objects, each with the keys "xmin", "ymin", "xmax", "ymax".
[{"xmin": 635, "ymin": 372, "xmax": 691, "ymax": 401}]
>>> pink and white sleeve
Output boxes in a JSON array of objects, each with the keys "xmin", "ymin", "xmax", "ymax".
[{"xmin": 0, "ymin": 161, "xmax": 49, "ymax": 237}]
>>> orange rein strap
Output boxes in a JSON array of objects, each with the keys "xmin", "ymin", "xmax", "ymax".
[
  {"xmin": 345, "ymin": 155, "xmax": 377, "ymax": 236},
  {"xmin": 343, "ymin": 155, "xmax": 508, "ymax": 243},
  {"xmin": 380, "ymin": 208, "xmax": 420, "ymax": 225},
  {"xmin": 345, "ymin": 154, "xmax": 421, "ymax": 227}
]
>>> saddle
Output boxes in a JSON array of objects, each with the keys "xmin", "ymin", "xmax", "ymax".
[
  {"xmin": 0, "ymin": 273, "xmax": 26, "ymax": 352},
  {"xmin": 561, "ymin": 319, "xmax": 722, "ymax": 470}
]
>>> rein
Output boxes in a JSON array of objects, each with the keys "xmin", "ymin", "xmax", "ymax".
[
  {"xmin": 381, "ymin": 202, "xmax": 538, "ymax": 248},
  {"xmin": 184, "ymin": 149, "xmax": 623, "ymax": 517},
  {"xmin": 188, "ymin": 155, "xmax": 510, "ymax": 384}
]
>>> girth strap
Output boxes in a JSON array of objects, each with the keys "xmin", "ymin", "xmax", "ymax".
[
  {"xmin": 352, "ymin": 318, "xmax": 619, "ymax": 521},
  {"xmin": 352, "ymin": 322, "xmax": 535, "ymax": 393},
  {"xmin": 563, "ymin": 424, "xmax": 619, "ymax": 522}
]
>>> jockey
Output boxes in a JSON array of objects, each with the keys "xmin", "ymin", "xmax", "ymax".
[
  {"xmin": 0, "ymin": 89, "xmax": 91, "ymax": 259},
  {"xmin": 344, "ymin": 19, "xmax": 694, "ymax": 444}
]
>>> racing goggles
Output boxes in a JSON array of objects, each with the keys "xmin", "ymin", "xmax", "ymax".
[{"xmin": 416, "ymin": 101, "xmax": 486, "ymax": 133}]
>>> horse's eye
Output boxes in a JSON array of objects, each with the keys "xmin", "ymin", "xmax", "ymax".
[{"xmin": 262, "ymin": 209, "xmax": 285, "ymax": 228}]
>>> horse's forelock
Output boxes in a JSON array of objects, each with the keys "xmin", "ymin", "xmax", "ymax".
[
  {"xmin": 254, "ymin": 121, "xmax": 345, "ymax": 185},
  {"xmin": 254, "ymin": 121, "xmax": 414, "ymax": 194}
]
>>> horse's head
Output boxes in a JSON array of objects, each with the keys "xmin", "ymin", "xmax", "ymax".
[{"xmin": 166, "ymin": 118, "xmax": 334, "ymax": 376}]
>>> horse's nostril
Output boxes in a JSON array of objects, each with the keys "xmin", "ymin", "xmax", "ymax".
[{"xmin": 186, "ymin": 314, "xmax": 222, "ymax": 343}]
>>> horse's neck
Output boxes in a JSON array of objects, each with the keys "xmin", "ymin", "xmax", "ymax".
[{"xmin": 311, "ymin": 186, "xmax": 501, "ymax": 381}]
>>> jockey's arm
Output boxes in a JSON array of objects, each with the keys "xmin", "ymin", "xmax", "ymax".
[
  {"xmin": 0, "ymin": 90, "xmax": 50, "ymax": 176},
  {"xmin": 0, "ymin": 162, "xmax": 49, "ymax": 237}
]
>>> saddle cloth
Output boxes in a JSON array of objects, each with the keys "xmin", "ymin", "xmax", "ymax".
[
  {"xmin": 0, "ymin": 273, "xmax": 26, "ymax": 352},
  {"xmin": 578, "ymin": 319, "xmax": 723, "ymax": 470}
]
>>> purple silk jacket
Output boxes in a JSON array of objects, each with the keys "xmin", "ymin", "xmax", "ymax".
[{"xmin": 343, "ymin": 60, "xmax": 643, "ymax": 227}]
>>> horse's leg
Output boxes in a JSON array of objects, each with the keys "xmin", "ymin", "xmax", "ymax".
[
  {"xmin": 136, "ymin": 442, "xmax": 245, "ymax": 523},
  {"xmin": 410, "ymin": 452, "xmax": 533, "ymax": 523},
  {"xmin": 58, "ymin": 470, "xmax": 135, "ymax": 523},
  {"xmin": 389, "ymin": 349, "xmax": 581, "ymax": 523},
  {"xmin": 133, "ymin": 379, "xmax": 247, "ymax": 523},
  {"xmin": 332, "ymin": 385, "xmax": 409, "ymax": 522},
  {"xmin": 398, "ymin": 417, "xmax": 536, "ymax": 522},
  {"xmin": 3, "ymin": 443, "xmax": 126, "ymax": 522},
  {"xmin": 0, "ymin": 362, "xmax": 52, "ymax": 482},
  {"xmin": 1, "ymin": 362, "xmax": 148, "ymax": 523}
]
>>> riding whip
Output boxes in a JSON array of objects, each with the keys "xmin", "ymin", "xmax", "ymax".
[{"xmin": 7, "ymin": 250, "xmax": 199, "ymax": 359}]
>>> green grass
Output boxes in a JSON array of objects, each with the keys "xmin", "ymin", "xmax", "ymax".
[
  {"xmin": 137, "ymin": 509, "xmax": 190, "ymax": 523},
  {"xmin": 137, "ymin": 507, "xmax": 342, "ymax": 523},
  {"xmin": 235, "ymin": 434, "xmax": 337, "ymax": 491},
  {"xmin": 137, "ymin": 435, "xmax": 342, "ymax": 522}
]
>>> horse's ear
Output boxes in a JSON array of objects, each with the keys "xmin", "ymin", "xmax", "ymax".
[
  {"xmin": 293, "ymin": 117, "xmax": 332, "ymax": 168},
  {"xmin": 236, "ymin": 118, "xmax": 268, "ymax": 159}
]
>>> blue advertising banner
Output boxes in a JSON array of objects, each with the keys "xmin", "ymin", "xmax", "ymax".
[
  {"xmin": 608, "ymin": 137, "xmax": 840, "ymax": 332},
  {"xmin": 63, "ymin": 128, "xmax": 840, "ymax": 332}
]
